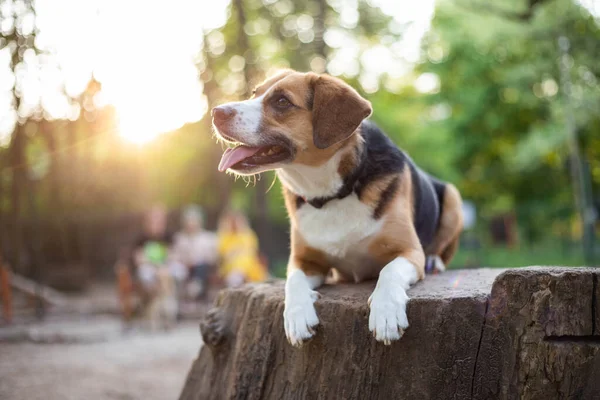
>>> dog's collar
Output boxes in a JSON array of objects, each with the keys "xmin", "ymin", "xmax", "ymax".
[
  {"xmin": 296, "ymin": 183, "xmax": 354, "ymax": 209},
  {"xmin": 295, "ymin": 144, "xmax": 366, "ymax": 209}
]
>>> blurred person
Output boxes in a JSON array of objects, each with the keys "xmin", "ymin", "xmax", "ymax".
[
  {"xmin": 133, "ymin": 205, "xmax": 186, "ymax": 294},
  {"xmin": 146, "ymin": 267, "xmax": 178, "ymax": 331},
  {"xmin": 172, "ymin": 205, "xmax": 218, "ymax": 299},
  {"xmin": 217, "ymin": 211, "xmax": 267, "ymax": 287}
]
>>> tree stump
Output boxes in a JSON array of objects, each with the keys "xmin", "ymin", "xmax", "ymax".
[{"xmin": 180, "ymin": 267, "xmax": 600, "ymax": 400}]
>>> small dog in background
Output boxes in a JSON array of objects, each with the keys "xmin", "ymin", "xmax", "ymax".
[
  {"xmin": 212, "ymin": 70, "xmax": 463, "ymax": 346},
  {"xmin": 145, "ymin": 268, "xmax": 178, "ymax": 331}
]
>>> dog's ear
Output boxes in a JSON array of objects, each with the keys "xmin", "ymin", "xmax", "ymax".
[{"xmin": 310, "ymin": 74, "xmax": 372, "ymax": 149}]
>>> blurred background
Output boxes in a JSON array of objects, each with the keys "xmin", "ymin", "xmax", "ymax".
[
  {"xmin": 0, "ymin": 0, "xmax": 599, "ymax": 397},
  {"xmin": 1, "ymin": 0, "xmax": 600, "ymax": 282}
]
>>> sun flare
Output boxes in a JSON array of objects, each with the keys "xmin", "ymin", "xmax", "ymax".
[
  {"xmin": 3, "ymin": 0, "xmax": 229, "ymax": 145},
  {"xmin": 92, "ymin": 0, "xmax": 222, "ymax": 144}
]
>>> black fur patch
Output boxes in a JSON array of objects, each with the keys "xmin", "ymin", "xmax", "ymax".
[
  {"xmin": 359, "ymin": 121, "xmax": 444, "ymax": 247},
  {"xmin": 429, "ymin": 175, "xmax": 447, "ymax": 230},
  {"xmin": 296, "ymin": 195, "xmax": 305, "ymax": 210},
  {"xmin": 373, "ymin": 176, "xmax": 400, "ymax": 220},
  {"xmin": 306, "ymin": 144, "xmax": 365, "ymax": 209},
  {"xmin": 354, "ymin": 120, "xmax": 407, "ymax": 198},
  {"xmin": 292, "ymin": 120, "xmax": 445, "ymax": 248}
]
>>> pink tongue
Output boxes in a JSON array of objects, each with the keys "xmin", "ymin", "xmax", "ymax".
[{"xmin": 218, "ymin": 146, "xmax": 262, "ymax": 171}]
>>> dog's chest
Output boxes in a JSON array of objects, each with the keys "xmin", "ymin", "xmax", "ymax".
[{"xmin": 296, "ymin": 194, "xmax": 382, "ymax": 261}]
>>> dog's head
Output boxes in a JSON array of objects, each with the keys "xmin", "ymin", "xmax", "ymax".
[{"xmin": 212, "ymin": 70, "xmax": 372, "ymax": 175}]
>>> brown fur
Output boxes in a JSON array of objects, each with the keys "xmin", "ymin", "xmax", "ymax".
[
  {"xmin": 282, "ymin": 186, "xmax": 299, "ymax": 221},
  {"xmin": 426, "ymin": 184, "xmax": 463, "ymax": 265},
  {"xmin": 290, "ymin": 230, "xmax": 332, "ymax": 277},
  {"xmin": 308, "ymin": 74, "xmax": 372, "ymax": 149},
  {"xmin": 367, "ymin": 168, "xmax": 425, "ymax": 279},
  {"xmin": 282, "ymin": 187, "xmax": 331, "ymax": 277},
  {"xmin": 252, "ymin": 70, "xmax": 295, "ymax": 97},
  {"xmin": 358, "ymin": 174, "xmax": 397, "ymax": 211},
  {"xmin": 337, "ymin": 136, "xmax": 364, "ymax": 176},
  {"xmin": 252, "ymin": 72, "xmax": 370, "ymax": 168}
]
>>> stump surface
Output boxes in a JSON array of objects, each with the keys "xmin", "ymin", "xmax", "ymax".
[{"xmin": 180, "ymin": 267, "xmax": 600, "ymax": 400}]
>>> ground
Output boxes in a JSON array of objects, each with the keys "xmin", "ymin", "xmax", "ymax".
[
  {"xmin": 0, "ymin": 280, "xmax": 205, "ymax": 400},
  {"xmin": 0, "ymin": 318, "xmax": 201, "ymax": 400}
]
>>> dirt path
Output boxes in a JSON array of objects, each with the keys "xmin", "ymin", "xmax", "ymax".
[{"xmin": 0, "ymin": 321, "xmax": 202, "ymax": 400}]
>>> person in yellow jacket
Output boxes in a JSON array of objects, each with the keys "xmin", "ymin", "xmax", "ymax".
[{"xmin": 217, "ymin": 211, "xmax": 267, "ymax": 287}]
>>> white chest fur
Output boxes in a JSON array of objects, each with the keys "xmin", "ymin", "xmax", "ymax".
[{"xmin": 296, "ymin": 194, "xmax": 383, "ymax": 260}]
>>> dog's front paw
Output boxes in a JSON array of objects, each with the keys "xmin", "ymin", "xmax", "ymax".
[
  {"xmin": 368, "ymin": 286, "xmax": 409, "ymax": 345},
  {"xmin": 284, "ymin": 290, "xmax": 320, "ymax": 347}
]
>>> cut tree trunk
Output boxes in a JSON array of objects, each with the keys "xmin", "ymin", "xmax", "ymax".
[{"xmin": 180, "ymin": 267, "xmax": 600, "ymax": 400}]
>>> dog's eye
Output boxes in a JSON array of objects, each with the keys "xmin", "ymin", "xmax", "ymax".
[{"xmin": 274, "ymin": 95, "xmax": 292, "ymax": 108}]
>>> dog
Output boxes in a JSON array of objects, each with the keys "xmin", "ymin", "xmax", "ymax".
[{"xmin": 212, "ymin": 70, "xmax": 463, "ymax": 346}]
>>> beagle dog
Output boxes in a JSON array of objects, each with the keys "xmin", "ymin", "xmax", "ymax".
[{"xmin": 212, "ymin": 70, "xmax": 463, "ymax": 346}]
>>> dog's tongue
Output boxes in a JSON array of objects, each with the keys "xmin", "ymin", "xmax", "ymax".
[{"xmin": 218, "ymin": 146, "xmax": 262, "ymax": 171}]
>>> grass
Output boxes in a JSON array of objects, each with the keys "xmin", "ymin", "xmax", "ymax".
[{"xmin": 449, "ymin": 242, "xmax": 591, "ymax": 269}]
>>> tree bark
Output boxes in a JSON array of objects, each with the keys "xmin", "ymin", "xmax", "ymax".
[
  {"xmin": 180, "ymin": 267, "xmax": 600, "ymax": 400},
  {"xmin": 473, "ymin": 267, "xmax": 600, "ymax": 399}
]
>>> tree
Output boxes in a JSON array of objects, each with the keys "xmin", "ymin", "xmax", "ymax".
[
  {"xmin": 1, "ymin": 0, "xmax": 37, "ymax": 271},
  {"xmin": 417, "ymin": 0, "xmax": 600, "ymax": 244}
]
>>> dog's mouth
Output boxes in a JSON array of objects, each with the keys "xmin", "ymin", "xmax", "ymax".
[{"xmin": 218, "ymin": 143, "xmax": 292, "ymax": 172}]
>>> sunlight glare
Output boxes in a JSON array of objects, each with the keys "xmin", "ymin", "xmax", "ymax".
[{"xmin": 32, "ymin": 0, "xmax": 229, "ymax": 144}]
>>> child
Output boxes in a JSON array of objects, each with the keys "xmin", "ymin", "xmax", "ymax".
[
  {"xmin": 217, "ymin": 210, "xmax": 267, "ymax": 288},
  {"xmin": 172, "ymin": 206, "xmax": 218, "ymax": 299},
  {"xmin": 134, "ymin": 205, "xmax": 186, "ymax": 294}
]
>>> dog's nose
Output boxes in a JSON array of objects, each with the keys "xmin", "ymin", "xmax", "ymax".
[{"xmin": 212, "ymin": 106, "xmax": 236, "ymax": 125}]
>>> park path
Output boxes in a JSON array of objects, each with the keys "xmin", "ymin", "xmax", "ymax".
[{"xmin": 0, "ymin": 319, "xmax": 202, "ymax": 400}]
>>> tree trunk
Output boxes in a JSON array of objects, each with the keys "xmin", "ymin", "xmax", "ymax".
[
  {"xmin": 41, "ymin": 121, "xmax": 70, "ymax": 261},
  {"xmin": 180, "ymin": 267, "xmax": 600, "ymax": 399},
  {"xmin": 7, "ymin": 0, "xmax": 35, "ymax": 274},
  {"xmin": 50, "ymin": 119, "xmax": 81, "ymax": 263},
  {"xmin": 8, "ymin": 124, "xmax": 26, "ymax": 273},
  {"xmin": 67, "ymin": 118, "xmax": 83, "ymax": 262}
]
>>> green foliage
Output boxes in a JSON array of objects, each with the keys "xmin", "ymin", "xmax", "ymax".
[
  {"xmin": 1, "ymin": 0, "xmax": 598, "ymax": 267},
  {"xmin": 450, "ymin": 241, "xmax": 587, "ymax": 269},
  {"xmin": 414, "ymin": 0, "xmax": 600, "ymax": 242}
]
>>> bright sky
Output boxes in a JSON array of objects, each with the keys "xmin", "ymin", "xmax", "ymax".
[
  {"xmin": 0, "ymin": 0, "xmax": 230, "ymax": 144},
  {"xmin": 0, "ymin": 0, "xmax": 438, "ymax": 144},
  {"xmin": 2, "ymin": 0, "xmax": 596, "ymax": 145}
]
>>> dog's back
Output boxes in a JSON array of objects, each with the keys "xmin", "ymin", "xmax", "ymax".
[{"xmin": 359, "ymin": 121, "xmax": 447, "ymax": 250}]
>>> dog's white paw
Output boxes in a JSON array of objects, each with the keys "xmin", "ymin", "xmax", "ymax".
[
  {"xmin": 284, "ymin": 290, "xmax": 320, "ymax": 347},
  {"xmin": 368, "ymin": 285, "xmax": 409, "ymax": 345}
]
